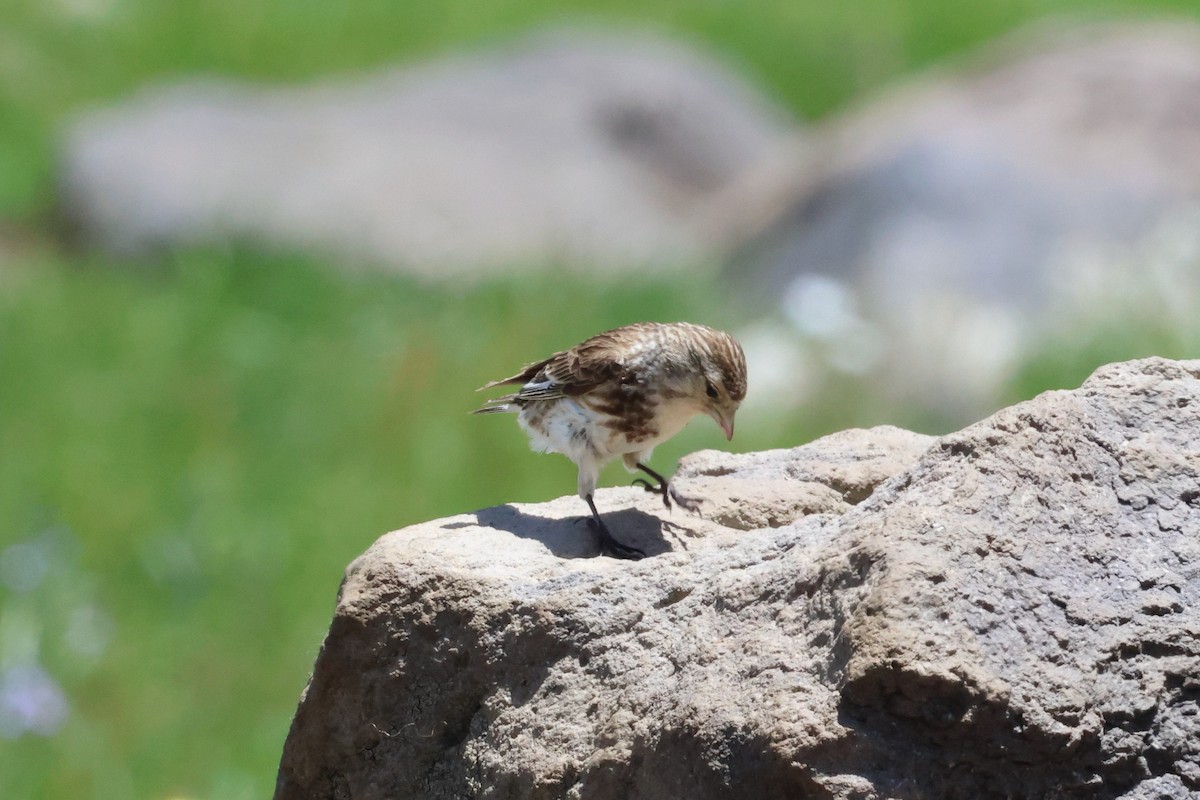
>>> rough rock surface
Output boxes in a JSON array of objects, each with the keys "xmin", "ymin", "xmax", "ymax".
[
  {"xmin": 59, "ymin": 28, "xmax": 796, "ymax": 276},
  {"xmin": 276, "ymin": 358, "xmax": 1200, "ymax": 799}
]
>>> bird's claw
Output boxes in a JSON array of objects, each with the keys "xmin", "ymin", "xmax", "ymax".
[
  {"xmin": 668, "ymin": 486, "xmax": 705, "ymax": 516},
  {"xmin": 632, "ymin": 476, "xmax": 673, "ymax": 510},
  {"xmin": 586, "ymin": 518, "xmax": 646, "ymax": 560},
  {"xmin": 631, "ymin": 477, "xmax": 704, "ymax": 515}
]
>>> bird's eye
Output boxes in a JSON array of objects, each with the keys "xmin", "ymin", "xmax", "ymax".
[{"xmin": 705, "ymin": 380, "xmax": 719, "ymax": 399}]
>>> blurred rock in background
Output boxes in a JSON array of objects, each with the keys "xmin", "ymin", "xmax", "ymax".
[
  {"xmin": 729, "ymin": 21, "xmax": 1200, "ymax": 421},
  {"xmin": 58, "ymin": 19, "xmax": 1200, "ymax": 425},
  {"xmin": 59, "ymin": 27, "xmax": 800, "ymax": 277}
]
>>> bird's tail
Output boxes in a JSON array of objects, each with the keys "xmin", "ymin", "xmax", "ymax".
[{"xmin": 471, "ymin": 398, "xmax": 518, "ymax": 415}]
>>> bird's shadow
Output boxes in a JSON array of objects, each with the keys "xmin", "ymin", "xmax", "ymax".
[{"xmin": 442, "ymin": 504, "xmax": 683, "ymax": 559}]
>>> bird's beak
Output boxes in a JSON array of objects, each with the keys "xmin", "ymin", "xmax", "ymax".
[{"xmin": 710, "ymin": 409, "xmax": 735, "ymax": 441}]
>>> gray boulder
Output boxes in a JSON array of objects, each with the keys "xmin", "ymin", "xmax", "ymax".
[
  {"xmin": 276, "ymin": 357, "xmax": 1200, "ymax": 799},
  {"xmin": 730, "ymin": 21, "xmax": 1200, "ymax": 416},
  {"xmin": 59, "ymin": 28, "xmax": 797, "ymax": 276}
]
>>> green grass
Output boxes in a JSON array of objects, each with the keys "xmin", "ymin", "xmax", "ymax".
[
  {"xmin": 2, "ymin": 1, "xmax": 1200, "ymax": 799},
  {"xmin": 2, "ymin": 248, "xmax": 823, "ymax": 799}
]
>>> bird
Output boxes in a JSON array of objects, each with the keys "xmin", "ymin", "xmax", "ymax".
[{"xmin": 473, "ymin": 322, "xmax": 747, "ymax": 560}]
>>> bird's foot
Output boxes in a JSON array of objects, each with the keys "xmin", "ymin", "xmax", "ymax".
[
  {"xmin": 668, "ymin": 485, "xmax": 704, "ymax": 515},
  {"xmin": 586, "ymin": 517, "xmax": 646, "ymax": 560},
  {"xmin": 632, "ymin": 478, "xmax": 704, "ymax": 516},
  {"xmin": 631, "ymin": 477, "xmax": 668, "ymax": 508},
  {"xmin": 632, "ymin": 479, "xmax": 654, "ymax": 492}
]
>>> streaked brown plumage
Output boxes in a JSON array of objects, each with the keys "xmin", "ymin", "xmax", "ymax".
[{"xmin": 474, "ymin": 322, "xmax": 747, "ymax": 559}]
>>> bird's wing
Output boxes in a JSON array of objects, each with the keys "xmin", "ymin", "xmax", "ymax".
[
  {"xmin": 538, "ymin": 340, "xmax": 625, "ymax": 398},
  {"xmin": 477, "ymin": 358, "xmax": 554, "ymax": 392},
  {"xmin": 477, "ymin": 329, "xmax": 633, "ymax": 402}
]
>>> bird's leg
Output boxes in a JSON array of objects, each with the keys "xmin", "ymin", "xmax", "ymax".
[
  {"xmin": 631, "ymin": 462, "xmax": 672, "ymax": 510},
  {"xmin": 584, "ymin": 494, "xmax": 645, "ymax": 560},
  {"xmin": 632, "ymin": 462, "xmax": 703, "ymax": 514}
]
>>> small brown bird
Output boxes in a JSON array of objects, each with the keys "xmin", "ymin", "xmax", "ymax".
[{"xmin": 473, "ymin": 322, "xmax": 747, "ymax": 559}]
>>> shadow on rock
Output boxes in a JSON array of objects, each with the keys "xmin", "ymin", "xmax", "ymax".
[{"xmin": 459, "ymin": 504, "xmax": 675, "ymax": 559}]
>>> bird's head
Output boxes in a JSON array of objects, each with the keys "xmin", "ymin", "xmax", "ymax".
[{"xmin": 688, "ymin": 326, "xmax": 747, "ymax": 441}]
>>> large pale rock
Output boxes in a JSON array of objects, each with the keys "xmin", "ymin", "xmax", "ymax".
[
  {"xmin": 276, "ymin": 358, "xmax": 1200, "ymax": 799},
  {"xmin": 59, "ymin": 28, "xmax": 796, "ymax": 276},
  {"xmin": 730, "ymin": 21, "xmax": 1200, "ymax": 417}
]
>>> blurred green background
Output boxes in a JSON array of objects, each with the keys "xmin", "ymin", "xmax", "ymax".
[{"xmin": 2, "ymin": 1, "xmax": 1199, "ymax": 798}]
